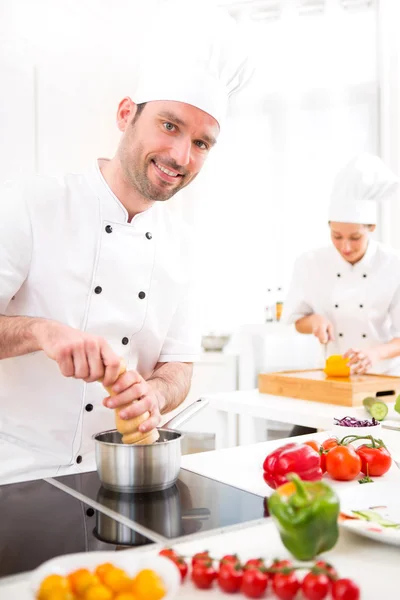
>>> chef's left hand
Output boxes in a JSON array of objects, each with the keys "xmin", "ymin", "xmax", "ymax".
[
  {"xmin": 343, "ymin": 347, "xmax": 380, "ymax": 375},
  {"xmin": 102, "ymin": 370, "xmax": 165, "ymax": 433}
]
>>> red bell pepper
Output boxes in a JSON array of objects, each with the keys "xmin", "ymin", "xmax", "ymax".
[{"xmin": 263, "ymin": 443, "xmax": 323, "ymax": 489}]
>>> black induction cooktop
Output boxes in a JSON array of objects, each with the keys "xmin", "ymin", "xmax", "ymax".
[
  {"xmin": 50, "ymin": 468, "xmax": 267, "ymax": 545},
  {"xmin": 0, "ymin": 469, "xmax": 267, "ymax": 579},
  {"xmin": 0, "ymin": 477, "xmax": 121, "ymax": 578}
]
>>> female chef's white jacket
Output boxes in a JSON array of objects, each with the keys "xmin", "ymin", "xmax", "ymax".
[
  {"xmin": 282, "ymin": 241, "xmax": 400, "ymax": 375},
  {"xmin": 0, "ymin": 161, "xmax": 200, "ymax": 471}
]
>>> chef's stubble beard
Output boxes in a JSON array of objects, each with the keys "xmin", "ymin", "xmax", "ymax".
[{"xmin": 120, "ymin": 131, "xmax": 188, "ymax": 203}]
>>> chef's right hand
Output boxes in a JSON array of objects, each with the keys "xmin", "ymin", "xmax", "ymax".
[
  {"xmin": 34, "ymin": 320, "xmax": 122, "ymax": 386},
  {"xmin": 311, "ymin": 314, "xmax": 335, "ymax": 344}
]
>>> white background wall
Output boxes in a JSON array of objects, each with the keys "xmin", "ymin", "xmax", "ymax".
[{"xmin": 0, "ymin": 0, "xmax": 381, "ymax": 334}]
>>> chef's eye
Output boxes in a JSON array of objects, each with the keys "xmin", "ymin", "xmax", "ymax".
[
  {"xmin": 194, "ymin": 140, "xmax": 208, "ymax": 150},
  {"xmin": 163, "ymin": 122, "xmax": 176, "ymax": 132}
]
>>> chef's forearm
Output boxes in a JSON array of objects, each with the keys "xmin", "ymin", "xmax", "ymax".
[
  {"xmin": 146, "ymin": 362, "xmax": 194, "ymax": 413},
  {"xmin": 375, "ymin": 338, "xmax": 400, "ymax": 361},
  {"xmin": 295, "ymin": 315, "xmax": 315, "ymax": 334},
  {"xmin": 0, "ymin": 315, "xmax": 44, "ymax": 359}
]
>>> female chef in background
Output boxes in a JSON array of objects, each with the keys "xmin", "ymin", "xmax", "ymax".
[{"xmin": 282, "ymin": 154, "xmax": 400, "ymax": 434}]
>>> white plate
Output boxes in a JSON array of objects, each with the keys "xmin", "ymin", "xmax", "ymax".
[
  {"xmin": 30, "ymin": 550, "xmax": 180, "ymax": 599},
  {"xmin": 339, "ymin": 481, "xmax": 400, "ymax": 547}
]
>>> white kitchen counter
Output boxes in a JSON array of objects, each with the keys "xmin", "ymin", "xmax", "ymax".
[{"xmin": 205, "ymin": 388, "xmax": 400, "ymax": 448}]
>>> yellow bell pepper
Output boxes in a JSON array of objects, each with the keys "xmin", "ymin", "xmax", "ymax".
[{"xmin": 324, "ymin": 354, "xmax": 350, "ymax": 377}]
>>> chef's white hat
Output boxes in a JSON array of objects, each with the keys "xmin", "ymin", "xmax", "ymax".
[
  {"xmin": 328, "ymin": 153, "xmax": 399, "ymax": 224},
  {"xmin": 132, "ymin": 0, "xmax": 254, "ymax": 127}
]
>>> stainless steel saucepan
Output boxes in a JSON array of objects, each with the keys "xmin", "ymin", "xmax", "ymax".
[{"xmin": 93, "ymin": 398, "xmax": 208, "ymax": 493}]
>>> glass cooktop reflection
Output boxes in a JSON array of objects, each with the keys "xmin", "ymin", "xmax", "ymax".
[
  {"xmin": 0, "ymin": 478, "xmax": 122, "ymax": 578},
  {"xmin": 50, "ymin": 468, "xmax": 268, "ymax": 548}
]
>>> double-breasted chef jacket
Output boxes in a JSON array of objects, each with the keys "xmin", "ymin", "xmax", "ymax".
[
  {"xmin": 282, "ymin": 240, "xmax": 400, "ymax": 375},
  {"xmin": 0, "ymin": 160, "xmax": 200, "ymax": 471}
]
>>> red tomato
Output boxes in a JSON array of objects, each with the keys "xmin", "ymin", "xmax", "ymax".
[
  {"xmin": 244, "ymin": 558, "xmax": 266, "ymax": 570},
  {"xmin": 304, "ymin": 440, "xmax": 329, "ymax": 473},
  {"xmin": 332, "ymin": 578, "xmax": 360, "ymax": 600},
  {"xmin": 173, "ymin": 557, "xmax": 188, "ymax": 582},
  {"xmin": 158, "ymin": 548, "xmax": 177, "ymax": 560},
  {"xmin": 314, "ymin": 560, "xmax": 338, "ymax": 581},
  {"xmin": 273, "ymin": 572, "xmax": 300, "ymax": 600},
  {"xmin": 320, "ymin": 438, "xmax": 339, "ymax": 473},
  {"xmin": 326, "ymin": 445, "xmax": 361, "ymax": 481},
  {"xmin": 304, "ymin": 440, "xmax": 320, "ymax": 453},
  {"xmin": 301, "ymin": 571, "xmax": 330, "ymax": 600},
  {"xmin": 159, "ymin": 549, "xmax": 188, "ymax": 581},
  {"xmin": 241, "ymin": 569, "xmax": 269, "ymax": 598},
  {"xmin": 191, "ymin": 562, "xmax": 217, "ymax": 589},
  {"xmin": 320, "ymin": 452, "xmax": 327, "ymax": 474},
  {"xmin": 217, "ymin": 563, "xmax": 243, "ymax": 593},
  {"xmin": 356, "ymin": 445, "xmax": 392, "ymax": 477},
  {"xmin": 321, "ymin": 437, "xmax": 339, "ymax": 451},
  {"xmin": 192, "ymin": 551, "xmax": 211, "ymax": 567},
  {"xmin": 220, "ymin": 553, "xmax": 240, "ymax": 566},
  {"xmin": 270, "ymin": 559, "xmax": 293, "ymax": 579}
]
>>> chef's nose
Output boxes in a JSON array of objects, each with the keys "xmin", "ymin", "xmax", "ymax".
[
  {"xmin": 169, "ymin": 136, "xmax": 191, "ymax": 167},
  {"xmin": 342, "ymin": 240, "xmax": 352, "ymax": 253}
]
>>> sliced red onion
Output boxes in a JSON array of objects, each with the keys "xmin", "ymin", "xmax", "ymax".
[{"xmin": 334, "ymin": 416, "xmax": 379, "ymax": 427}]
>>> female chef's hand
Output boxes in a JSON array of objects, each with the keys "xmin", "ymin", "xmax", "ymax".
[
  {"xmin": 311, "ymin": 314, "xmax": 335, "ymax": 344},
  {"xmin": 103, "ymin": 370, "xmax": 165, "ymax": 433},
  {"xmin": 343, "ymin": 347, "xmax": 380, "ymax": 375},
  {"xmin": 34, "ymin": 320, "xmax": 122, "ymax": 387}
]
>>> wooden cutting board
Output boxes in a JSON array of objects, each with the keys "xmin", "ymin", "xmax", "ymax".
[{"xmin": 258, "ymin": 369, "xmax": 400, "ymax": 406}]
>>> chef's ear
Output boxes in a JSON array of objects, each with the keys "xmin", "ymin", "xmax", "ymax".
[
  {"xmin": 116, "ymin": 97, "xmax": 136, "ymax": 132},
  {"xmin": 367, "ymin": 224, "xmax": 376, "ymax": 232}
]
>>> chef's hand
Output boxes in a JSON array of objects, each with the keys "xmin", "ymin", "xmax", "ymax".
[
  {"xmin": 311, "ymin": 314, "xmax": 335, "ymax": 344},
  {"xmin": 34, "ymin": 320, "xmax": 122, "ymax": 386},
  {"xmin": 103, "ymin": 370, "xmax": 165, "ymax": 433},
  {"xmin": 343, "ymin": 347, "xmax": 380, "ymax": 375}
]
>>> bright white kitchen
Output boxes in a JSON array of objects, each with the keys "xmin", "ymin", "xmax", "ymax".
[{"xmin": 1, "ymin": 1, "xmax": 400, "ymax": 599}]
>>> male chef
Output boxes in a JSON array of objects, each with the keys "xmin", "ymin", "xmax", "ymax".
[{"xmin": 0, "ymin": 1, "xmax": 253, "ymax": 474}]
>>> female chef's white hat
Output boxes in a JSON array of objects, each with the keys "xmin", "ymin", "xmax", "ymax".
[
  {"xmin": 328, "ymin": 153, "xmax": 399, "ymax": 225},
  {"xmin": 132, "ymin": 0, "xmax": 254, "ymax": 127}
]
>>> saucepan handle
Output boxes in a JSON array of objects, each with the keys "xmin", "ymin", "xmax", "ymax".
[{"xmin": 162, "ymin": 398, "xmax": 209, "ymax": 431}]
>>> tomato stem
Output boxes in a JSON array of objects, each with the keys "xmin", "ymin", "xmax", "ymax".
[{"xmin": 339, "ymin": 434, "xmax": 386, "ymax": 449}]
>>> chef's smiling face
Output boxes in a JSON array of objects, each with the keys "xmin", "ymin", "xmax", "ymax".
[
  {"xmin": 116, "ymin": 99, "xmax": 219, "ymax": 202},
  {"xmin": 330, "ymin": 221, "xmax": 375, "ymax": 264}
]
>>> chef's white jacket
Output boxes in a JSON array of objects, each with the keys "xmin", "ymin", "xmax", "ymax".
[
  {"xmin": 282, "ymin": 241, "xmax": 400, "ymax": 375},
  {"xmin": 0, "ymin": 160, "xmax": 201, "ymax": 472}
]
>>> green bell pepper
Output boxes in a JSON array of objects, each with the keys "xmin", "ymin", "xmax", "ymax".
[{"xmin": 268, "ymin": 473, "xmax": 340, "ymax": 561}]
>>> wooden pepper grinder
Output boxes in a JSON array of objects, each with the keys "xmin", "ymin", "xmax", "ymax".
[{"xmin": 101, "ymin": 360, "xmax": 159, "ymax": 445}]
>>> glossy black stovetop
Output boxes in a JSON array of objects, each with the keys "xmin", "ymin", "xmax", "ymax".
[{"xmin": 0, "ymin": 469, "xmax": 267, "ymax": 578}]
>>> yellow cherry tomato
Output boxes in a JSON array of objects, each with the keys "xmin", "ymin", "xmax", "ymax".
[
  {"xmin": 132, "ymin": 569, "xmax": 166, "ymax": 600},
  {"xmin": 114, "ymin": 594, "xmax": 139, "ymax": 600},
  {"xmin": 94, "ymin": 562, "xmax": 115, "ymax": 583},
  {"xmin": 40, "ymin": 592, "xmax": 74, "ymax": 600},
  {"xmin": 41, "ymin": 592, "xmax": 74, "ymax": 600},
  {"xmin": 37, "ymin": 574, "xmax": 70, "ymax": 599},
  {"xmin": 83, "ymin": 583, "xmax": 114, "ymax": 600},
  {"xmin": 102, "ymin": 567, "xmax": 133, "ymax": 594},
  {"xmin": 68, "ymin": 569, "xmax": 100, "ymax": 595}
]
